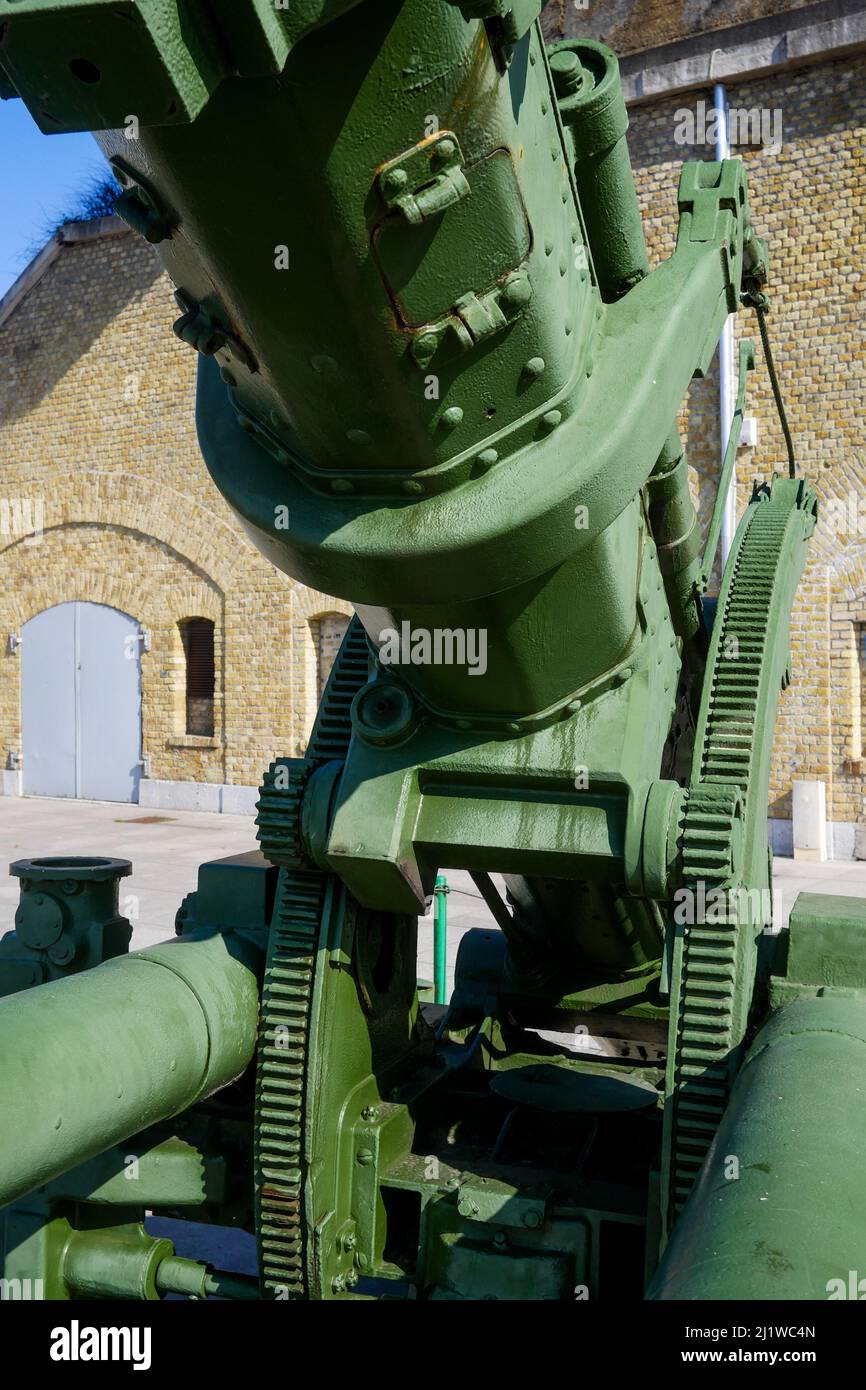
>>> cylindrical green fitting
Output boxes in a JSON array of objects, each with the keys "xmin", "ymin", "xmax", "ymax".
[
  {"xmin": 0, "ymin": 930, "xmax": 260, "ymax": 1208},
  {"xmin": 63, "ymin": 1226, "xmax": 173, "ymax": 1301},
  {"xmin": 648, "ymin": 995, "xmax": 866, "ymax": 1299},
  {"xmin": 645, "ymin": 431, "xmax": 702, "ymax": 640},
  {"xmin": 550, "ymin": 39, "xmax": 649, "ymax": 301},
  {"xmin": 155, "ymin": 1256, "xmax": 260, "ymax": 1300}
]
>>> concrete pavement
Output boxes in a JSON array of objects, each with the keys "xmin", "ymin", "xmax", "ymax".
[{"xmin": 0, "ymin": 793, "xmax": 865, "ymax": 971}]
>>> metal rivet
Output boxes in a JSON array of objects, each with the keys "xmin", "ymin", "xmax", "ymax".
[
  {"xmin": 524, "ymin": 357, "xmax": 545, "ymax": 380},
  {"xmin": 330, "ymin": 478, "xmax": 354, "ymax": 493},
  {"xmin": 416, "ymin": 332, "xmax": 439, "ymax": 359},
  {"xmin": 442, "ymin": 405, "xmax": 464, "ymax": 429},
  {"xmin": 402, "ymin": 480, "xmax": 423, "ymax": 495},
  {"xmin": 502, "ymin": 276, "xmax": 531, "ymax": 308},
  {"xmin": 476, "ymin": 449, "xmax": 498, "ymax": 471},
  {"xmin": 346, "ymin": 428, "xmax": 372, "ymax": 447},
  {"xmin": 542, "ymin": 409, "xmax": 562, "ymax": 431}
]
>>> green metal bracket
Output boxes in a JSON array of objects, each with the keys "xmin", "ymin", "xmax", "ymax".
[{"xmin": 378, "ymin": 132, "xmax": 471, "ymax": 226}]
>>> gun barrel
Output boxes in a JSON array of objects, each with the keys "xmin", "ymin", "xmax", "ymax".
[
  {"xmin": 0, "ymin": 932, "xmax": 259, "ymax": 1208},
  {"xmin": 648, "ymin": 995, "xmax": 866, "ymax": 1300}
]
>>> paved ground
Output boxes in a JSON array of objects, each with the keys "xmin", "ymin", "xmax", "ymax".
[
  {"xmin": 1, "ymin": 795, "xmax": 864, "ymax": 961},
  {"xmin": 2, "ymin": 794, "xmax": 865, "ymax": 1279},
  {"xmin": 0, "ymin": 795, "xmax": 496, "ymax": 981}
]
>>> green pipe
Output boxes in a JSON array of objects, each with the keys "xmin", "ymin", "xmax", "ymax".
[
  {"xmin": 0, "ymin": 931, "xmax": 260, "ymax": 1208},
  {"xmin": 155, "ymin": 1255, "xmax": 260, "ymax": 1301},
  {"xmin": 433, "ymin": 874, "xmax": 449, "ymax": 1006},
  {"xmin": 648, "ymin": 995, "xmax": 866, "ymax": 1300}
]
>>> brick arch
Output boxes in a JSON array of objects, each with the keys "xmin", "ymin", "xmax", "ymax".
[
  {"xmin": 11, "ymin": 470, "xmax": 244, "ymax": 591},
  {"xmin": 289, "ymin": 586, "xmax": 353, "ymax": 754},
  {"xmin": 0, "ymin": 523, "xmax": 223, "ymax": 629}
]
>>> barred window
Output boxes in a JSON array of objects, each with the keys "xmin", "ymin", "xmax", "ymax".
[{"xmin": 179, "ymin": 617, "xmax": 215, "ymax": 737}]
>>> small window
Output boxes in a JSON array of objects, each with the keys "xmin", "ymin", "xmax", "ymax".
[{"xmin": 179, "ymin": 618, "xmax": 215, "ymax": 737}]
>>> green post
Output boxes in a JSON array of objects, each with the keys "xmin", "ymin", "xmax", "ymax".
[{"xmin": 433, "ymin": 874, "xmax": 449, "ymax": 1005}]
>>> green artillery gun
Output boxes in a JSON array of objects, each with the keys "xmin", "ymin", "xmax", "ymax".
[{"xmin": 0, "ymin": 0, "xmax": 859, "ymax": 1301}]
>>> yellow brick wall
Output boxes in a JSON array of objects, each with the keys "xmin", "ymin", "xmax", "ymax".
[
  {"xmin": 0, "ymin": 230, "xmax": 351, "ymax": 791},
  {"xmin": 1, "ymin": 48, "xmax": 862, "ymax": 831},
  {"xmin": 625, "ymin": 54, "xmax": 866, "ymax": 827}
]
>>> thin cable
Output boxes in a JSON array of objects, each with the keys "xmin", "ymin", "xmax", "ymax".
[{"xmin": 755, "ymin": 302, "xmax": 796, "ymax": 478}]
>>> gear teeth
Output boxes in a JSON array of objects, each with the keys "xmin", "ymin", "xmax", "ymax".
[
  {"xmin": 256, "ymin": 759, "xmax": 308, "ymax": 868},
  {"xmin": 255, "ymin": 621, "xmax": 370, "ymax": 871},
  {"xmin": 666, "ymin": 491, "xmax": 811, "ymax": 1219},
  {"xmin": 253, "ymin": 618, "xmax": 370, "ymax": 1299},
  {"xmin": 256, "ymin": 868, "xmax": 326, "ymax": 1299}
]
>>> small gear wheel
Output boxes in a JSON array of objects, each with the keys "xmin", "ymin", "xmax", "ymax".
[{"xmin": 256, "ymin": 757, "xmax": 311, "ymax": 869}]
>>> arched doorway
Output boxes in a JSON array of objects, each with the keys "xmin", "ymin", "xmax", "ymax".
[{"xmin": 21, "ymin": 602, "xmax": 143, "ymax": 802}]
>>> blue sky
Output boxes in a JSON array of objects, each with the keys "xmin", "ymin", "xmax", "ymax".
[{"xmin": 0, "ymin": 98, "xmax": 111, "ymax": 298}]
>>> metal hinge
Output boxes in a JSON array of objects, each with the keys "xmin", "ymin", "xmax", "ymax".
[
  {"xmin": 410, "ymin": 270, "xmax": 532, "ymax": 368},
  {"xmin": 7, "ymin": 632, "xmax": 20, "ymax": 655},
  {"xmin": 124, "ymin": 629, "xmax": 151, "ymax": 660},
  {"xmin": 378, "ymin": 132, "xmax": 470, "ymax": 226}
]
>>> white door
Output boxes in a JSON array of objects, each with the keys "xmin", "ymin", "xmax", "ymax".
[{"xmin": 21, "ymin": 602, "xmax": 143, "ymax": 803}]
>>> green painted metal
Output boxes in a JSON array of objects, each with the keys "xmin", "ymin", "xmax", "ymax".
[
  {"xmin": 649, "ymin": 994, "xmax": 866, "ymax": 1300},
  {"xmin": 0, "ymin": 0, "xmax": 853, "ymax": 1302},
  {"xmin": 0, "ymin": 928, "xmax": 260, "ymax": 1208},
  {"xmin": 433, "ymin": 873, "xmax": 449, "ymax": 1005},
  {"xmin": 0, "ymin": 855, "xmax": 132, "ymax": 994}
]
